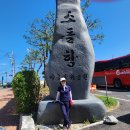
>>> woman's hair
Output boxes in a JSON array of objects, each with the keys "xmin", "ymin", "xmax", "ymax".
[{"xmin": 60, "ymin": 81, "xmax": 66, "ymax": 86}]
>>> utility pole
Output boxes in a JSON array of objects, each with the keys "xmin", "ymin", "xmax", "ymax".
[
  {"xmin": 2, "ymin": 76, "xmax": 4, "ymax": 88},
  {"xmin": 5, "ymin": 72, "xmax": 7, "ymax": 84},
  {"xmin": 104, "ymin": 71, "xmax": 109, "ymax": 102},
  {"xmin": 10, "ymin": 51, "xmax": 15, "ymax": 77}
]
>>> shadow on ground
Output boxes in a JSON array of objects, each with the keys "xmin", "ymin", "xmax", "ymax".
[
  {"xmin": 0, "ymin": 98, "xmax": 19, "ymax": 130},
  {"xmin": 97, "ymin": 86, "xmax": 130, "ymax": 92},
  {"xmin": 117, "ymin": 113, "xmax": 130, "ymax": 124}
]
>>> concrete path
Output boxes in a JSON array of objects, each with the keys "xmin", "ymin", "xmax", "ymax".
[{"xmin": 0, "ymin": 88, "xmax": 19, "ymax": 130}]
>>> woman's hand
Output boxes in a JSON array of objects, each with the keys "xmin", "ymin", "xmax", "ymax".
[{"xmin": 71, "ymin": 100, "xmax": 75, "ymax": 104}]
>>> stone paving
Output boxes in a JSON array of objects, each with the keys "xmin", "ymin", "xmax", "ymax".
[{"xmin": 0, "ymin": 88, "xmax": 19, "ymax": 130}]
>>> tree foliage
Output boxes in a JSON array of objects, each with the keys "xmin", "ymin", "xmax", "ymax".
[{"xmin": 81, "ymin": 0, "xmax": 104, "ymax": 43}]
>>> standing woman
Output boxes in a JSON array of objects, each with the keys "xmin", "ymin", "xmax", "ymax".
[{"xmin": 56, "ymin": 77, "xmax": 73, "ymax": 130}]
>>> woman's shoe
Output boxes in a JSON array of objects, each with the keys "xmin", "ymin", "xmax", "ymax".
[
  {"xmin": 67, "ymin": 127, "xmax": 71, "ymax": 130},
  {"xmin": 67, "ymin": 124, "xmax": 71, "ymax": 130},
  {"xmin": 63, "ymin": 126, "xmax": 67, "ymax": 130}
]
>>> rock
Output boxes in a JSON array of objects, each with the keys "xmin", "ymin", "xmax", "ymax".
[
  {"xmin": 45, "ymin": 0, "xmax": 95, "ymax": 100},
  {"xmin": 103, "ymin": 115, "xmax": 118, "ymax": 124}
]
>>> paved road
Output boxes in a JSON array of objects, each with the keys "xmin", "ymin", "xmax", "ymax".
[
  {"xmin": 96, "ymin": 87, "xmax": 130, "ymax": 101},
  {"xmin": 87, "ymin": 87, "xmax": 130, "ymax": 130},
  {"xmin": 0, "ymin": 88, "xmax": 19, "ymax": 130}
]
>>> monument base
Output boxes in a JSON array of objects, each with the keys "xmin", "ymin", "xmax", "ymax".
[{"xmin": 37, "ymin": 95, "xmax": 106, "ymax": 125}]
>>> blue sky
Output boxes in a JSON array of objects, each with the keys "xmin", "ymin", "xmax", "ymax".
[{"xmin": 0, "ymin": 0, "xmax": 130, "ymax": 82}]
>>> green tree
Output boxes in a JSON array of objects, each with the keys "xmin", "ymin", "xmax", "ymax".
[
  {"xmin": 21, "ymin": 48, "xmax": 44, "ymax": 74},
  {"xmin": 81, "ymin": 0, "xmax": 104, "ymax": 43},
  {"xmin": 23, "ymin": 12, "xmax": 55, "ymax": 87}
]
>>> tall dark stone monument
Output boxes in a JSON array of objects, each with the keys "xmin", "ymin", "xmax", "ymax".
[
  {"xmin": 45, "ymin": 0, "xmax": 94, "ymax": 100},
  {"xmin": 37, "ymin": 0, "xmax": 106, "ymax": 125}
]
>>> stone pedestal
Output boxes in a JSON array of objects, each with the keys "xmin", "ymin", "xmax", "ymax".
[{"xmin": 37, "ymin": 95, "xmax": 106, "ymax": 125}]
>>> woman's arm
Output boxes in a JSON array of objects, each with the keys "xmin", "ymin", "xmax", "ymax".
[
  {"xmin": 70, "ymin": 91, "xmax": 72, "ymax": 100},
  {"xmin": 56, "ymin": 91, "xmax": 60, "ymax": 101}
]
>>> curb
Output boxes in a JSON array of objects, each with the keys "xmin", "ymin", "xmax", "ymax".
[
  {"xmin": 107, "ymin": 99, "xmax": 120, "ymax": 112},
  {"xmin": 36, "ymin": 125, "xmax": 53, "ymax": 130},
  {"xmin": 19, "ymin": 115, "xmax": 35, "ymax": 130},
  {"xmin": 78, "ymin": 121, "xmax": 104, "ymax": 130}
]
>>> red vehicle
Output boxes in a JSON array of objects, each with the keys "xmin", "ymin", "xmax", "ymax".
[{"xmin": 93, "ymin": 54, "xmax": 130, "ymax": 88}]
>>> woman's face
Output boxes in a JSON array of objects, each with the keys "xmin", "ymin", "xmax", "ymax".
[{"xmin": 61, "ymin": 80, "xmax": 66, "ymax": 86}]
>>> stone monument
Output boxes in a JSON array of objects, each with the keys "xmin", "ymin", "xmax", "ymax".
[{"xmin": 37, "ymin": 0, "xmax": 106, "ymax": 125}]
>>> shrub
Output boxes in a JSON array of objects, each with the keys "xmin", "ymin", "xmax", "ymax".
[{"xmin": 12, "ymin": 70, "xmax": 40, "ymax": 114}]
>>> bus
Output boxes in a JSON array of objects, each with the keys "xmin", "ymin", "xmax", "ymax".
[{"xmin": 93, "ymin": 54, "xmax": 130, "ymax": 88}]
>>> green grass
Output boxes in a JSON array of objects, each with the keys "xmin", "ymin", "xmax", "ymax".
[
  {"xmin": 96, "ymin": 95, "xmax": 118, "ymax": 110},
  {"xmin": 83, "ymin": 120, "xmax": 91, "ymax": 125}
]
